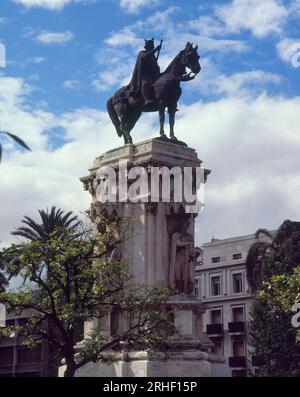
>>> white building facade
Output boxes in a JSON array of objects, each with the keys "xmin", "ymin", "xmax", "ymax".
[{"xmin": 195, "ymin": 232, "xmax": 271, "ymax": 377}]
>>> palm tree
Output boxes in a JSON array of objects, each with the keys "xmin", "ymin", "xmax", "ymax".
[
  {"xmin": 11, "ymin": 206, "xmax": 81, "ymax": 242},
  {"xmin": 246, "ymin": 220, "xmax": 300, "ymax": 291}
]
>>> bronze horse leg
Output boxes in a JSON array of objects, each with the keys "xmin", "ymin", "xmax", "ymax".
[
  {"xmin": 167, "ymin": 85, "xmax": 181, "ymax": 141},
  {"xmin": 168, "ymin": 107, "xmax": 176, "ymax": 139},
  {"xmin": 158, "ymin": 103, "xmax": 167, "ymax": 138}
]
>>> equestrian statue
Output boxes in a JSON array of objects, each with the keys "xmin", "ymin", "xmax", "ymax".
[{"xmin": 107, "ymin": 39, "xmax": 201, "ymax": 145}]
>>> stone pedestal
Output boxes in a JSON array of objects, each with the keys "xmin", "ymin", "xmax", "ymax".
[{"xmin": 71, "ymin": 138, "xmax": 229, "ymax": 377}]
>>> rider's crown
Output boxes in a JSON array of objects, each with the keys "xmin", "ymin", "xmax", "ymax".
[{"xmin": 144, "ymin": 38, "xmax": 155, "ymax": 50}]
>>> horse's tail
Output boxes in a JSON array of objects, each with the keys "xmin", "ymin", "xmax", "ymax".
[{"xmin": 106, "ymin": 97, "xmax": 122, "ymax": 137}]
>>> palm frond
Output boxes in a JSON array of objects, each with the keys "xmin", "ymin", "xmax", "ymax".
[
  {"xmin": 0, "ymin": 131, "xmax": 31, "ymax": 163},
  {"xmin": 11, "ymin": 207, "xmax": 81, "ymax": 242},
  {"xmin": 255, "ymin": 228, "xmax": 273, "ymax": 239},
  {"xmin": 274, "ymin": 219, "xmax": 300, "ymax": 246}
]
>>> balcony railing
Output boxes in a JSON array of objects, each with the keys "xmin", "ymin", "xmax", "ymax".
[
  {"xmin": 228, "ymin": 321, "xmax": 245, "ymax": 333},
  {"xmin": 229, "ymin": 356, "xmax": 247, "ymax": 368},
  {"xmin": 206, "ymin": 323, "xmax": 223, "ymax": 335}
]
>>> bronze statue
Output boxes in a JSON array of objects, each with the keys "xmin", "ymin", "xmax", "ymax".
[
  {"xmin": 128, "ymin": 38, "xmax": 162, "ymax": 106},
  {"xmin": 107, "ymin": 40, "xmax": 201, "ymax": 145}
]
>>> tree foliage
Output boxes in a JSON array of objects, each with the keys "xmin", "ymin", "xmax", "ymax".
[
  {"xmin": 11, "ymin": 206, "xmax": 81, "ymax": 242},
  {"xmin": 0, "ymin": 215, "xmax": 174, "ymax": 377},
  {"xmin": 249, "ymin": 268, "xmax": 300, "ymax": 376},
  {"xmin": 246, "ymin": 220, "xmax": 300, "ymax": 376},
  {"xmin": 246, "ymin": 220, "xmax": 300, "ymax": 292}
]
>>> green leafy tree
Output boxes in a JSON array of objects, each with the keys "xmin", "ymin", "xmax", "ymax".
[
  {"xmin": 246, "ymin": 220, "xmax": 300, "ymax": 376},
  {"xmin": 249, "ymin": 268, "xmax": 300, "ymax": 376},
  {"xmin": 0, "ymin": 216, "xmax": 174, "ymax": 377},
  {"xmin": 0, "ymin": 131, "xmax": 31, "ymax": 163}
]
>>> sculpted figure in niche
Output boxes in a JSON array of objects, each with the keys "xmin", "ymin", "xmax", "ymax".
[{"xmin": 169, "ymin": 219, "xmax": 195, "ymax": 294}]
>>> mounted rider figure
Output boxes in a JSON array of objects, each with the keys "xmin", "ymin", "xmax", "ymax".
[{"xmin": 128, "ymin": 38, "xmax": 162, "ymax": 106}]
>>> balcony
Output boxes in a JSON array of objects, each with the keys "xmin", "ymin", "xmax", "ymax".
[
  {"xmin": 206, "ymin": 323, "xmax": 223, "ymax": 336},
  {"xmin": 229, "ymin": 356, "xmax": 247, "ymax": 368},
  {"xmin": 228, "ymin": 321, "xmax": 245, "ymax": 334}
]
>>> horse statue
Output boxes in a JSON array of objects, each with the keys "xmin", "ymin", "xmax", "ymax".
[{"xmin": 106, "ymin": 42, "xmax": 201, "ymax": 145}]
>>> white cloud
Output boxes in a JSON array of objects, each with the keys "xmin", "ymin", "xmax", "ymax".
[
  {"xmin": 276, "ymin": 37, "xmax": 300, "ymax": 64},
  {"xmin": 11, "ymin": 0, "xmax": 94, "ymax": 11},
  {"xmin": 0, "ymin": 76, "xmax": 54, "ymax": 151},
  {"xmin": 215, "ymin": 0, "xmax": 288, "ymax": 37},
  {"xmin": 63, "ymin": 79, "xmax": 81, "ymax": 90},
  {"xmin": 35, "ymin": 30, "xmax": 74, "ymax": 45},
  {"xmin": 92, "ymin": 63, "xmax": 134, "ymax": 92},
  {"xmin": 0, "ymin": 77, "xmax": 117, "ymax": 246},
  {"xmin": 173, "ymin": 95, "xmax": 300, "ymax": 243},
  {"xmin": 215, "ymin": 70, "xmax": 281, "ymax": 97},
  {"xmin": 105, "ymin": 28, "xmax": 141, "ymax": 48},
  {"xmin": 289, "ymin": 0, "xmax": 300, "ymax": 14},
  {"xmin": 188, "ymin": 16, "xmax": 226, "ymax": 37},
  {"xmin": 119, "ymin": 0, "xmax": 160, "ymax": 14},
  {"xmin": 95, "ymin": 7, "xmax": 249, "ymax": 92},
  {"xmin": 31, "ymin": 56, "xmax": 46, "ymax": 64}
]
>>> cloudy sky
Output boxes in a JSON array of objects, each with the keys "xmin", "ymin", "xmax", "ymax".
[{"xmin": 0, "ymin": 0, "xmax": 300, "ymax": 247}]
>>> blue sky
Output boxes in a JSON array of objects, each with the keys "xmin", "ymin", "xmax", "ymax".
[
  {"xmin": 1, "ymin": 0, "xmax": 300, "ymax": 110},
  {"xmin": 0, "ymin": 0, "xmax": 300, "ymax": 246}
]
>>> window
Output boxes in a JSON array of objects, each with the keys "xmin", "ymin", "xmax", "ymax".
[
  {"xmin": 232, "ymin": 307, "xmax": 244, "ymax": 322},
  {"xmin": 5, "ymin": 319, "xmax": 15, "ymax": 327},
  {"xmin": 233, "ymin": 273, "xmax": 243, "ymax": 294},
  {"xmin": 211, "ymin": 256, "xmax": 220, "ymax": 263},
  {"xmin": 17, "ymin": 346, "xmax": 42, "ymax": 365},
  {"xmin": 17, "ymin": 318, "xmax": 28, "ymax": 327},
  {"xmin": 232, "ymin": 340, "xmax": 245, "ymax": 357},
  {"xmin": 194, "ymin": 285, "xmax": 198, "ymax": 297},
  {"xmin": 0, "ymin": 347, "xmax": 13, "ymax": 365},
  {"xmin": 194, "ymin": 277, "xmax": 201, "ymax": 299},
  {"xmin": 211, "ymin": 341, "xmax": 223, "ymax": 355},
  {"xmin": 211, "ymin": 276, "xmax": 221, "ymax": 296},
  {"xmin": 211, "ymin": 309, "xmax": 222, "ymax": 324},
  {"xmin": 233, "ymin": 253, "xmax": 242, "ymax": 260}
]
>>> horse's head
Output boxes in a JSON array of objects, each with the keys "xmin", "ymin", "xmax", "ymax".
[{"xmin": 182, "ymin": 42, "xmax": 201, "ymax": 75}]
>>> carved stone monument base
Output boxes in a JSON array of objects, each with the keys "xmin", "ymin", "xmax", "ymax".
[
  {"xmin": 61, "ymin": 139, "xmax": 230, "ymax": 377},
  {"xmin": 68, "ymin": 295, "xmax": 229, "ymax": 377}
]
